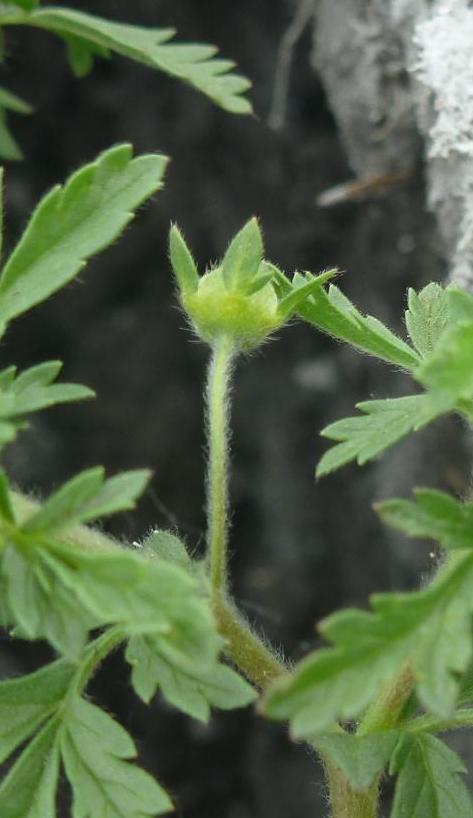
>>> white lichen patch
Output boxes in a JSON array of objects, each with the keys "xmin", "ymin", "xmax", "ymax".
[{"xmin": 414, "ymin": 0, "xmax": 473, "ymax": 158}]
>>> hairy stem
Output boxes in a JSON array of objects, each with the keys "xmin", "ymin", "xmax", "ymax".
[
  {"xmin": 205, "ymin": 334, "xmax": 235, "ymax": 591},
  {"xmin": 74, "ymin": 626, "xmax": 125, "ymax": 694},
  {"xmin": 213, "ymin": 592, "xmax": 287, "ymax": 689},
  {"xmin": 357, "ymin": 663, "xmax": 415, "ymax": 736},
  {"xmin": 326, "ymin": 764, "xmax": 378, "ymax": 818}
]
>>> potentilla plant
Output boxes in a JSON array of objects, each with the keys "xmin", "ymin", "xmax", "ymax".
[
  {"xmin": 0, "ymin": 140, "xmax": 472, "ymax": 818},
  {"xmin": 0, "ymin": 3, "xmax": 473, "ymax": 818}
]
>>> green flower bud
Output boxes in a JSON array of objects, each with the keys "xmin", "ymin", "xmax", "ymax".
[{"xmin": 169, "ymin": 218, "xmax": 337, "ymax": 352}]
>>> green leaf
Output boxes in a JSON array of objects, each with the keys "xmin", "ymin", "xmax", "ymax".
[
  {"xmin": 405, "ymin": 283, "xmax": 449, "ymax": 358},
  {"xmin": 142, "ymin": 528, "xmax": 199, "ymax": 574},
  {"xmin": 0, "ymin": 659, "xmax": 74, "ymax": 763},
  {"xmin": 446, "ymin": 286, "xmax": 473, "ymax": 323},
  {"xmin": 263, "ymin": 552, "xmax": 473, "ymax": 737},
  {"xmin": 278, "ymin": 273, "xmax": 419, "ymax": 368},
  {"xmin": 390, "ymin": 734, "xmax": 472, "ymax": 818},
  {"xmin": 0, "ymin": 360, "xmax": 94, "ymax": 420},
  {"xmin": 276, "ymin": 270, "xmax": 337, "ymax": 320},
  {"xmin": 2, "ymin": 544, "xmax": 96, "ymax": 656},
  {"xmin": 0, "ymin": 144, "xmax": 168, "ymax": 323},
  {"xmin": 4, "ymin": 530, "xmax": 220, "ymax": 662},
  {"xmin": 0, "ymin": 87, "xmax": 32, "ymax": 162},
  {"xmin": 0, "ymin": 470, "xmax": 14, "ymax": 521},
  {"xmin": 317, "ymin": 393, "xmax": 452, "ymax": 477},
  {"xmin": 126, "ymin": 634, "xmax": 256, "ymax": 721},
  {"xmin": 245, "ymin": 260, "xmax": 276, "ymax": 296},
  {"xmin": 314, "ymin": 732, "xmax": 399, "ymax": 791},
  {"xmin": 377, "ymin": 489, "xmax": 473, "ymax": 551},
  {"xmin": 0, "ymin": 717, "xmax": 60, "ymax": 818},
  {"xmin": 221, "ymin": 217, "xmax": 263, "ymax": 293},
  {"xmin": 169, "ymin": 224, "xmax": 199, "ymax": 295},
  {"xmin": 22, "ymin": 7, "xmax": 252, "ymax": 114},
  {"xmin": 61, "ymin": 696, "xmax": 172, "ymax": 818},
  {"xmin": 63, "ymin": 33, "xmax": 110, "ymax": 77},
  {"xmin": 415, "ymin": 320, "xmax": 473, "ymax": 400},
  {"xmin": 0, "ymin": 86, "xmax": 32, "ymax": 115},
  {"xmin": 0, "ymin": 359, "xmax": 94, "ymax": 454},
  {"xmin": 23, "ymin": 466, "xmax": 150, "ymax": 533}
]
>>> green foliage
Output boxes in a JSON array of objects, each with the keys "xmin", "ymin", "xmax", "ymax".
[
  {"xmin": 0, "ymin": 717, "xmax": 61, "ymax": 818},
  {"xmin": 61, "ymin": 697, "xmax": 172, "ymax": 818},
  {"xmin": 0, "ymin": 658, "xmax": 172, "ymax": 817},
  {"xmin": 221, "ymin": 217, "xmax": 264, "ymax": 293},
  {"xmin": 126, "ymin": 635, "xmax": 256, "ymax": 721},
  {"xmin": 314, "ymin": 282, "xmax": 473, "ymax": 474},
  {"xmin": 314, "ymin": 732, "xmax": 399, "ymax": 791},
  {"xmin": 390, "ymin": 734, "xmax": 472, "ymax": 817},
  {"xmin": 0, "ymin": 659, "xmax": 75, "ymax": 762},
  {"xmin": 0, "ymin": 144, "xmax": 167, "ymax": 325},
  {"xmin": 23, "ymin": 467, "xmax": 150, "ymax": 533},
  {"xmin": 273, "ymin": 268, "xmax": 420, "ymax": 368},
  {"xmin": 0, "ymin": 5, "xmax": 252, "ymax": 116},
  {"xmin": 316, "ymin": 393, "xmax": 451, "ymax": 476},
  {"xmin": 0, "ymin": 12, "xmax": 472, "ymax": 808},
  {"xmin": 0, "ymin": 361, "xmax": 93, "ymax": 451},
  {"xmin": 405, "ymin": 283, "xmax": 449, "ymax": 359},
  {"xmin": 377, "ymin": 489, "xmax": 473, "ymax": 551},
  {"xmin": 415, "ymin": 320, "xmax": 473, "ymax": 400},
  {"xmin": 263, "ymin": 552, "xmax": 473, "ymax": 736},
  {"xmin": 0, "ymin": 85, "xmax": 32, "ymax": 160}
]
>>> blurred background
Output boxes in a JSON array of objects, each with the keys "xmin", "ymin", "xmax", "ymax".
[{"xmin": 0, "ymin": 1, "xmax": 471, "ymax": 815}]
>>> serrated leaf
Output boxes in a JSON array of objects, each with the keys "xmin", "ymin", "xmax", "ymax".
[
  {"xmin": 277, "ymin": 270, "xmax": 337, "ymax": 319},
  {"xmin": 314, "ymin": 732, "xmax": 398, "ymax": 791},
  {"xmin": 169, "ymin": 224, "xmax": 199, "ymax": 295},
  {"xmin": 22, "ymin": 7, "xmax": 252, "ymax": 114},
  {"xmin": 13, "ymin": 532, "xmax": 219, "ymax": 664},
  {"xmin": 415, "ymin": 320, "xmax": 473, "ymax": 400},
  {"xmin": 221, "ymin": 217, "xmax": 263, "ymax": 292},
  {"xmin": 317, "ymin": 393, "xmax": 452, "ymax": 477},
  {"xmin": 263, "ymin": 552, "xmax": 473, "ymax": 737},
  {"xmin": 405, "ymin": 283, "xmax": 449, "ymax": 358},
  {"xmin": 0, "ymin": 360, "xmax": 94, "ymax": 422},
  {"xmin": 0, "ymin": 717, "xmax": 60, "ymax": 818},
  {"xmin": 126, "ymin": 634, "xmax": 256, "ymax": 721},
  {"xmin": 62, "ymin": 697, "xmax": 172, "ymax": 818},
  {"xmin": 23, "ymin": 466, "xmax": 150, "ymax": 533},
  {"xmin": 390, "ymin": 734, "xmax": 472, "ymax": 818},
  {"xmin": 0, "ymin": 659, "xmax": 74, "ymax": 762},
  {"xmin": 0, "ymin": 144, "xmax": 167, "ymax": 323},
  {"xmin": 2, "ymin": 544, "xmax": 96, "ymax": 656},
  {"xmin": 285, "ymin": 277, "xmax": 419, "ymax": 368},
  {"xmin": 378, "ymin": 489, "xmax": 473, "ymax": 551}
]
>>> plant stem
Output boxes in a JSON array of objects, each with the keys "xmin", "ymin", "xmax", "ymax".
[
  {"xmin": 205, "ymin": 333, "xmax": 235, "ymax": 592},
  {"xmin": 213, "ymin": 592, "xmax": 286, "ymax": 689},
  {"xmin": 74, "ymin": 626, "xmax": 125, "ymax": 694},
  {"xmin": 325, "ymin": 764, "xmax": 378, "ymax": 818},
  {"xmin": 357, "ymin": 663, "xmax": 415, "ymax": 736}
]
